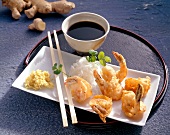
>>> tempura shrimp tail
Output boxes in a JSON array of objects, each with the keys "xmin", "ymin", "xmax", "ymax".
[
  {"xmin": 134, "ymin": 84, "xmax": 143, "ymax": 114},
  {"xmin": 93, "ymin": 69, "xmax": 106, "ymax": 94},
  {"xmin": 112, "ymin": 51, "xmax": 127, "ymax": 83},
  {"xmin": 89, "ymin": 95, "xmax": 112, "ymax": 123},
  {"xmin": 135, "ymin": 84, "xmax": 143, "ymax": 102},
  {"xmin": 91, "ymin": 105, "xmax": 107, "ymax": 123},
  {"xmin": 135, "ymin": 84, "xmax": 146, "ymax": 113}
]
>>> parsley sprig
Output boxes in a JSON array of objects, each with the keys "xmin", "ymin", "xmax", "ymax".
[
  {"xmin": 52, "ymin": 63, "xmax": 62, "ymax": 75},
  {"xmin": 52, "ymin": 63, "xmax": 69, "ymax": 77}
]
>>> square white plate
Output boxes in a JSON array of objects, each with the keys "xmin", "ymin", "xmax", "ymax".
[{"xmin": 12, "ymin": 46, "xmax": 160, "ymax": 126}]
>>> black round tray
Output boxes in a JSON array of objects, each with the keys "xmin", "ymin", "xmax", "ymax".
[{"xmin": 24, "ymin": 26, "xmax": 168, "ymax": 127}]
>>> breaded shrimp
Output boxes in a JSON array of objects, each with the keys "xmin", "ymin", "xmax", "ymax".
[
  {"xmin": 93, "ymin": 68, "xmax": 123, "ymax": 100},
  {"xmin": 101, "ymin": 65, "xmax": 116, "ymax": 82},
  {"xmin": 121, "ymin": 84, "xmax": 146, "ymax": 118},
  {"xmin": 93, "ymin": 51, "xmax": 127, "ymax": 100},
  {"xmin": 65, "ymin": 76, "xmax": 92, "ymax": 103},
  {"xmin": 125, "ymin": 76, "xmax": 151, "ymax": 97},
  {"xmin": 89, "ymin": 95, "xmax": 112, "ymax": 123},
  {"xmin": 112, "ymin": 51, "xmax": 127, "ymax": 83}
]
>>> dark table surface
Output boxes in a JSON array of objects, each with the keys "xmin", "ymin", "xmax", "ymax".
[{"xmin": 0, "ymin": 0, "xmax": 170, "ymax": 135}]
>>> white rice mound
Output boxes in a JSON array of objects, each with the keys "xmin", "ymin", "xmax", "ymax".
[{"xmin": 69, "ymin": 57, "xmax": 103, "ymax": 95}]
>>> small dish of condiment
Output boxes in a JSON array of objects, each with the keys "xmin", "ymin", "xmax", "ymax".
[{"xmin": 62, "ymin": 12, "xmax": 110, "ymax": 53}]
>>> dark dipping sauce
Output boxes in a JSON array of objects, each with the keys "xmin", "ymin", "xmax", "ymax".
[{"xmin": 67, "ymin": 21, "xmax": 105, "ymax": 40}]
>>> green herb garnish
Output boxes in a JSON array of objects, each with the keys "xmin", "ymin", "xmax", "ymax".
[
  {"xmin": 86, "ymin": 50, "xmax": 111, "ymax": 66},
  {"xmin": 52, "ymin": 63, "xmax": 63, "ymax": 75},
  {"xmin": 86, "ymin": 50, "xmax": 98, "ymax": 62},
  {"xmin": 52, "ymin": 63, "xmax": 70, "ymax": 77}
]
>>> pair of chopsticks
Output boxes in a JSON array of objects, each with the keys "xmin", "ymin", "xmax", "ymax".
[{"xmin": 48, "ymin": 30, "xmax": 77, "ymax": 127}]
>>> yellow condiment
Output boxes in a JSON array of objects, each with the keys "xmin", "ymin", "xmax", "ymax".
[{"xmin": 24, "ymin": 69, "xmax": 54, "ymax": 90}]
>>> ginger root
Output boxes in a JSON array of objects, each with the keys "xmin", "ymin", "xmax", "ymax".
[
  {"xmin": 51, "ymin": 0, "xmax": 76, "ymax": 14},
  {"xmin": 24, "ymin": 0, "xmax": 52, "ymax": 18},
  {"xmin": 2, "ymin": 0, "xmax": 75, "ymax": 19},
  {"xmin": 24, "ymin": 0, "xmax": 75, "ymax": 18},
  {"xmin": 28, "ymin": 18, "xmax": 46, "ymax": 31},
  {"xmin": 2, "ymin": 0, "xmax": 31, "ymax": 19}
]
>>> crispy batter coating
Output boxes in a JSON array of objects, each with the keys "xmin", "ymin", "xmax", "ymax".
[
  {"xmin": 122, "ymin": 84, "xmax": 146, "ymax": 118},
  {"xmin": 65, "ymin": 76, "xmax": 92, "ymax": 103},
  {"xmin": 93, "ymin": 68, "xmax": 123, "ymax": 100},
  {"xmin": 93, "ymin": 51, "xmax": 127, "ymax": 101},
  {"xmin": 125, "ymin": 76, "xmax": 151, "ymax": 97},
  {"xmin": 112, "ymin": 51, "xmax": 127, "ymax": 83},
  {"xmin": 89, "ymin": 95, "xmax": 112, "ymax": 123}
]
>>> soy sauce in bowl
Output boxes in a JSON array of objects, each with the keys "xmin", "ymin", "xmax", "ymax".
[
  {"xmin": 67, "ymin": 21, "xmax": 105, "ymax": 40},
  {"xmin": 62, "ymin": 12, "xmax": 110, "ymax": 53}
]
